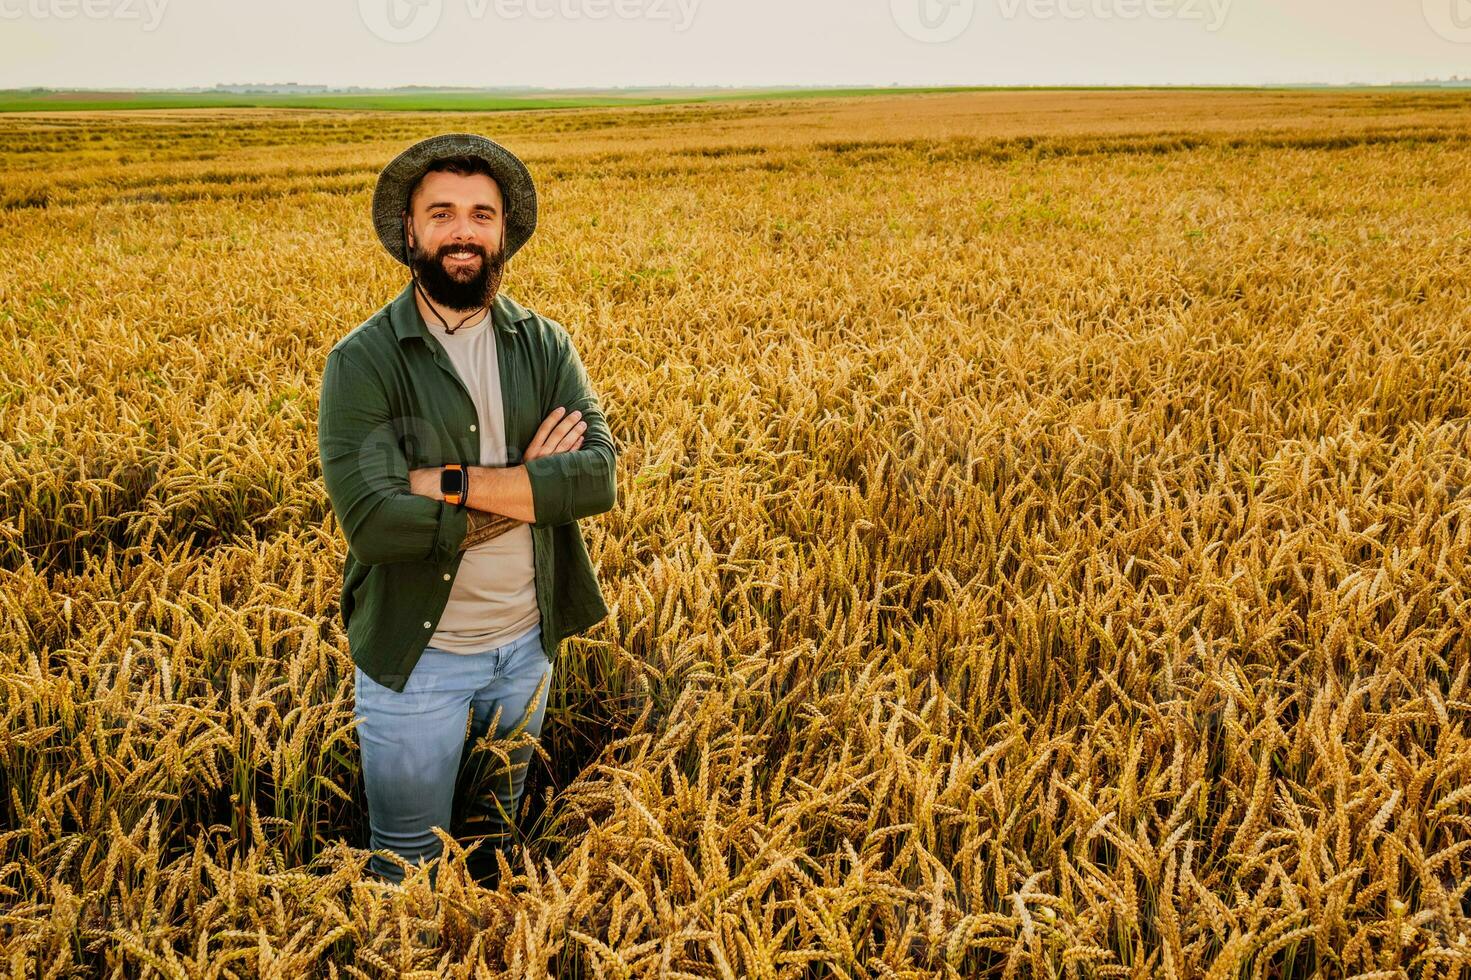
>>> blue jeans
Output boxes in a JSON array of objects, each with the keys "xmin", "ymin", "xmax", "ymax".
[{"xmin": 352, "ymin": 620, "xmax": 552, "ymax": 886}]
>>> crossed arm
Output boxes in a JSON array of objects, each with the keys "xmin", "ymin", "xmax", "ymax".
[
  {"xmin": 318, "ymin": 331, "xmax": 616, "ymax": 566},
  {"xmin": 406, "ymin": 406, "xmax": 589, "ymax": 548}
]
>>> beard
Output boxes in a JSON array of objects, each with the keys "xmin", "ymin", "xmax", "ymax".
[{"xmin": 409, "ymin": 238, "xmax": 506, "ymax": 313}]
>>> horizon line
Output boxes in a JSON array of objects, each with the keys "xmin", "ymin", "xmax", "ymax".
[{"xmin": 6, "ymin": 79, "xmax": 1470, "ymax": 92}]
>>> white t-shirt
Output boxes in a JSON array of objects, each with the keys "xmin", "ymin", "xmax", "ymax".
[{"xmin": 422, "ymin": 307, "xmax": 540, "ymax": 654}]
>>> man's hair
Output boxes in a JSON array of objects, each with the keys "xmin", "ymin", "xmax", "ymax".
[{"xmin": 404, "ymin": 154, "xmax": 503, "ymax": 213}]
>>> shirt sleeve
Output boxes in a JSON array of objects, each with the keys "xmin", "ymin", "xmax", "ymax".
[
  {"xmin": 317, "ymin": 348, "xmax": 468, "ymax": 565},
  {"xmin": 524, "ymin": 325, "xmax": 619, "ymax": 528}
]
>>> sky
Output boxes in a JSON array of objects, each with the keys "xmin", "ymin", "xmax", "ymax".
[{"xmin": 0, "ymin": 0, "xmax": 1468, "ymax": 89}]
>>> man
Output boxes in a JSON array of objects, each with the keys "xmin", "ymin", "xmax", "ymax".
[{"xmin": 317, "ymin": 132, "xmax": 618, "ymax": 888}]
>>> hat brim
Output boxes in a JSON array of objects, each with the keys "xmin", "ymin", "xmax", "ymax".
[{"xmin": 372, "ymin": 133, "xmax": 537, "ymax": 266}]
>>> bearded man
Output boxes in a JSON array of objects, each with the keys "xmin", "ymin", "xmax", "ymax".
[{"xmin": 316, "ymin": 133, "xmax": 617, "ymax": 888}]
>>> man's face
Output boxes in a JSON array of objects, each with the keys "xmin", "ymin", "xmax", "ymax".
[{"xmin": 404, "ymin": 169, "xmax": 506, "ymax": 312}]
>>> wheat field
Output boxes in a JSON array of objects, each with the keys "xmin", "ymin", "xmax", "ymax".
[{"xmin": 2, "ymin": 89, "xmax": 1470, "ymax": 978}]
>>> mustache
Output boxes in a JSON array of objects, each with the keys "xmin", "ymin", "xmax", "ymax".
[{"xmin": 436, "ymin": 243, "xmax": 492, "ymax": 260}]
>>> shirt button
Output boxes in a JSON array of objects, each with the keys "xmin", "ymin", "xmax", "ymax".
[
  {"xmin": 423, "ymin": 621, "xmax": 432, "ymax": 629},
  {"xmin": 469, "ymin": 424, "xmax": 477, "ymax": 432},
  {"xmin": 442, "ymin": 573, "xmax": 451, "ymax": 581}
]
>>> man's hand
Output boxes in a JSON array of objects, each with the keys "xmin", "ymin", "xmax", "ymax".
[{"xmin": 525, "ymin": 406, "xmax": 586, "ymax": 462}]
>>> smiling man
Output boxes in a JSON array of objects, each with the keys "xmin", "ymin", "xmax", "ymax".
[{"xmin": 316, "ymin": 133, "xmax": 618, "ymax": 888}]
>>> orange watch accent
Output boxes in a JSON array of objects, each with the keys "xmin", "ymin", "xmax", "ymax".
[{"xmin": 440, "ymin": 463, "xmax": 466, "ymax": 507}]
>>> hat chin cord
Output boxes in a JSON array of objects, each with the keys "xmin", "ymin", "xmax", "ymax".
[{"xmin": 404, "ymin": 212, "xmax": 506, "ymax": 335}]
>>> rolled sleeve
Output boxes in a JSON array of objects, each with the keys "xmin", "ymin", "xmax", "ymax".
[
  {"xmin": 525, "ymin": 327, "xmax": 618, "ymax": 528},
  {"xmin": 318, "ymin": 348, "xmax": 469, "ymax": 565},
  {"xmin": 430, "ymin": 497, "xmax": 469, "ymax": 564}
]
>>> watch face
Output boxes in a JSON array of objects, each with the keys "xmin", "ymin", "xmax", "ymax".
[{"xmin": 440, "ymin": 467, "xmax": 464, "ymax": 495}]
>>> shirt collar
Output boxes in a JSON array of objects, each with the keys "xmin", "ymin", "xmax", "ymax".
[{"xmin": 389, "ymin": 280, "xmax": 533, "ymax": 344}]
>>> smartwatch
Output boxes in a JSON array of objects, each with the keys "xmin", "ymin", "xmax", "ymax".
[{"xmin": 440, "ymin": 464, "xmax": 468, "ymax": 508}]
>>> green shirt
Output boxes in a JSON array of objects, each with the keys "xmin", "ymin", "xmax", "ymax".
[{"xmin": 317, "ymin": 281, "xmax": 617, "ymax": 692}]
